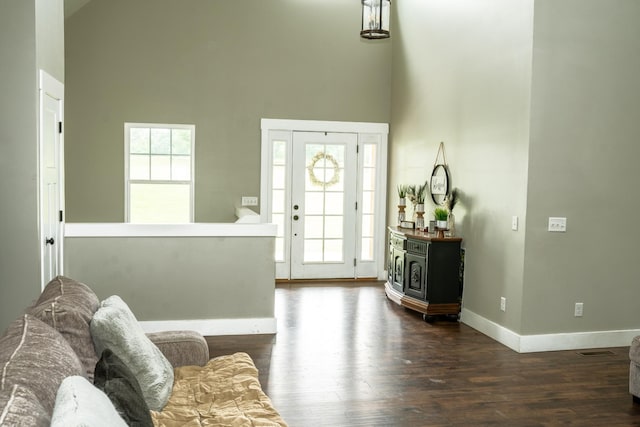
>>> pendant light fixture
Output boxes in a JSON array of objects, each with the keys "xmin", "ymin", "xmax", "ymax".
[{"xmin": 360, "ymin": 0, "xmax": 391, "ymax": 39}]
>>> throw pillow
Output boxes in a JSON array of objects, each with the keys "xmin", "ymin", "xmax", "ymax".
[
  {"xmin": 90, "ymin": 295, "xmax": 174, "ymax": 411},
  {"xmin": 27, "ymin": 276, "xmax": 100, "ymax": 380},
  {"xmin": 0, "ymin": 314, "xmax": 83, "ymax": 414},
  {"xmin": 0, "ymin": 385, "xmax": 50, "ymax": 427},
  {"xmin": 50, "ymin": 376, "xmax": 127, "ymax": 427},
  {"xmin": 94, "ymin": 349, "xmax": 153, "ymax": 427}
]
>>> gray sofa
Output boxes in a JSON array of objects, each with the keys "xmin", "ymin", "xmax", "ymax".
[
  {"xmin": 0, "ymin": 276, "xmax": 210, "ymax": 425},
  {"xmin": 630, "ymin": 336, "xmax": 640, "ymax": 402}
]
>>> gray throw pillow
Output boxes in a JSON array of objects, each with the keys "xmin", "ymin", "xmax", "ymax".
[
  {"xmin": 27, "ymin": 276, "xmax": 100, "ymax": 380},
  {"xmin": 94, "ymin": 349, "xmax": 153, "ymax": 427},
  {"xmin": 90, "ymin": 296, "xmax": 174, "ymax": 411},
  {"xmin": 0, "ymin": 385, "xmax": 50, "ymax": 427},
  {"xmin": 50, "ymin": 376, "xmax": 127, "ymax": 427},
  {"xmin": 0, "ymin": 314, "xmax": 84, "ymax": 414}
]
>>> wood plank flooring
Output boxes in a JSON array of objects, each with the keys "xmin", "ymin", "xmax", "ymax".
[{"xmin": 206, "ymin": 282, "xmax": 640, "ymax": 426}]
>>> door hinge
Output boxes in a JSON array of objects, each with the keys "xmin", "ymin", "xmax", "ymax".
[
  {"xmin": 356, "ymin": 144, "xmax": 359, "ymax": 153},
  {"xmin": 59, "ymin": 210, "xmax": 64, "ymax": 222},
  {"xmin": 355, "ymin": 201, "xmax": 358, "ymax": 211},
  {"xmin": 354, "ymin": 258, "xmax": 357, "ymax": 267},
  {"xmin": 58, "ymin": 122, "xmax": 63, "ymax": 134}
]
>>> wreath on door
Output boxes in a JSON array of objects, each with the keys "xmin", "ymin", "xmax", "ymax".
[{"xmin": 307, "ymin": 152, "xmax": 341, "ymax": 187}]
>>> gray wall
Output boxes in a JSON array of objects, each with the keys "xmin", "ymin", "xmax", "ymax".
[
  {"xmin": 0, "ymin": 0, "xmax": 64, "ymax": 332},
  {"xmin": 522, "ymin": 0, "xmax": 640, "ymax": 334},
  {"xmin": 390, "ymin": 0, "xmax": 534, "ymax": 333},
  {"xmin": 64, "ymin": 236, "xmax": 275, "ymax": 321},
  {"xmin": 64, "ymin": 0, "xmax": 392, "ymax": 223},
  {"xmin": 390, "ymin": 0, "xmax": 640, "ymax": 336}
]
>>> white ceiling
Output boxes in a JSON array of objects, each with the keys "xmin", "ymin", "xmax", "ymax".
[{"xmin": 64, "ymin": 0, "xmax": 92, "ymax": 19}]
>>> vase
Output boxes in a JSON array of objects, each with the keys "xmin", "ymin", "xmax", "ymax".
[
  {"xmin": 397, "ymin": 204, "xmax": 406, "ymax": 226},
  {"xmin": 446, "ymin": 212, "xmax": 456, "ymax": 237},
  {"xmin": 436, "ymin": 220, "xmax": 448, "ymax": 229},
  {"xmin": 398, "ymin": 197, "xmax": 406, "ymax": 207}
]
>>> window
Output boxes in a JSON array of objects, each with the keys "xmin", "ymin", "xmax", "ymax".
[{"xmin": 125, "ymin": 123, "xmax": 194, "ymax": 223}]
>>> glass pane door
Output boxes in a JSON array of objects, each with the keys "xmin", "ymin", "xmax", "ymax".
[{"xmin": 291, "ymin": 132, "xmax": 357, "ymax": 279}]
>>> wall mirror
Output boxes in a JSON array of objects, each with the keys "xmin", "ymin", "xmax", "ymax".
[{"xmin": 430, "ymin": 164, "xmax": 450, "ymax": 205}]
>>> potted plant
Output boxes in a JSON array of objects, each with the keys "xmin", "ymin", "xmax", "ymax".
[
  {"xmin": 415, "ymin": 180, "xmax": 428, "ymax": 212},
  {"xmin": 397, "ymin": 185, "xmax": 408, "ymax": 206},
  {"xmin": 434, "ymin": 207, "xmax": 449, "ymax": 229},
  {"xmin": 445, "ymin": 188, "xmax": 459, "ymax": 236}
]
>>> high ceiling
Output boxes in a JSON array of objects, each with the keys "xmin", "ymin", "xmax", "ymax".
[{"xmin": 64, "ymin": 0, "xmax": 91, "ymax": 19}]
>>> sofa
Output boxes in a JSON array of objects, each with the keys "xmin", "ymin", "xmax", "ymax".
[
  {"xmin": 0, "ymin": 276, "xmax": 287, "ymax": 426},
  {"xmin": 630, "ymin": 336, "xmax": 640, "ymax": 402}
]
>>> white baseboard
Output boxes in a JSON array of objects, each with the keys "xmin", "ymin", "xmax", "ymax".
[
  {"xmin": 461, "ymin": 308, "xmax": 639, "ymax": 353},
  {"xmin": 139, "ymin": 317, "xmax": 277, "ymax": 336}
]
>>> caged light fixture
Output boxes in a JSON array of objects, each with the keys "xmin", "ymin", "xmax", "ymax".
[{"xmin": 360, "ymin": 0, "xmax": 391, "ymax": 39}]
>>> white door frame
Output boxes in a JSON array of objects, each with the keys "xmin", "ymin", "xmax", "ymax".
[
  {"xmin": 38, "ymin": 70, "xmax": 65, "ymax": 289},
  {"xmin": 260, "ymin": 118, "xmax": 388, "ymax": 280}
]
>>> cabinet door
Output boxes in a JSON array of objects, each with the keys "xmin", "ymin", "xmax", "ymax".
[
  {"xmin": 392, "ymin": 247, "xmax": 405, "ymax": 293},
  {"xmin": 404, "ymin": 252, "xmax": 426, "ymax": 300},
  {"xmin": 426, "ymin": 241, "xmax": 462, "ymax": 304},
  {"xmin": 387, "ymin": 243, "xmax": 394, "ymax": 284}
]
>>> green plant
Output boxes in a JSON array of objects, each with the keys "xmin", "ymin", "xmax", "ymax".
[
  {"xmin": 406, "ymin": 184, "xmax": 417, "ymax": 202},
  {"xmin": 445, "ymin": 188, "xmax": 459, "ymax": 212},
  {"xmin": 397, "ymin": 184, "xmax": 408, "ymax": 198},
  {"xmin": 415, "ymin": 180, "xmax": 429, "ymax": 204},
  {"xmin": 434, "ymin": 207, "xmax": 449, "ymax": 221}
]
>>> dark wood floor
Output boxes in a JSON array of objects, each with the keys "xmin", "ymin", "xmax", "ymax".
[{"xmin": 206, "ymin": 282, "xmax": 640, "ymax": 426}]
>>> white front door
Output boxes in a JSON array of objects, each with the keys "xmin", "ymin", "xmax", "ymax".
[
  {"xmin": 290, "ymin": 132, "xmax": 358, "ymax": 279},
  {"xmin": 39, "ymin": 71, "xmax": 64, "ymax": 287},
  {"xmin": 261, "ymin": 119, "xmax": 389, "ymax": 281}
]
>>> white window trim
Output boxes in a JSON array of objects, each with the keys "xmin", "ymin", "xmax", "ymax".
[{"xmin": 124, "ymin": 122, "xmax": 195, "ymax": 223}]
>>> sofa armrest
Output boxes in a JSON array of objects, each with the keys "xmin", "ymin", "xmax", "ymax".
[{"xmin": 146, "ymin": 330, "xmax": 209, "ymax": 368}]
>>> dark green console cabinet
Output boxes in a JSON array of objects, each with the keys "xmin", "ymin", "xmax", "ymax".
[{"xmin": 385, "ymin": 227, "xmax": 463, "ymax": 320}]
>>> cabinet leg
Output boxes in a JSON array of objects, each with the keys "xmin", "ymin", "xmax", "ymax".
[{"xmin": 423, "ymin": 314, "xmax": 436, "ymax": 323}]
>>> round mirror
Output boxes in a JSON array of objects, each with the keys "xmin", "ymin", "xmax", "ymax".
[{"xmin": 430, "ymin": 164, "xmax": 450, "ymax": 205}]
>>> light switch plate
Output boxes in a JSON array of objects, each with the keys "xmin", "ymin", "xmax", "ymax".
[
  {"xmin": 511, "ymin": 216, "xmax": 518, "ymax": 231},
  {"xmin": 548, "ymin": 217, "xmax": 567, "ymax": 232},
  {"xmin": 241, "ymin": 196, "xmax": 258, "ymax": 206}
]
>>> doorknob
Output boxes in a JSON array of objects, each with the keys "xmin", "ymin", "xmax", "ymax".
[
  {"xmin": 293, "ymin": 205, "xmax": 299, "ymax": 210},
  {"xmin": 45, "ymin": 237, "xmax": 55, "ymax": 245},
  {"xmin": 293, "ymin": 215, "xmax": 299, "ymax": 221}
]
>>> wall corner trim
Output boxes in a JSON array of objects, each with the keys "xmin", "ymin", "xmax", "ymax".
[{"xmin": 461, "ymin": 308, "xmax": 639, "ymax": 353}]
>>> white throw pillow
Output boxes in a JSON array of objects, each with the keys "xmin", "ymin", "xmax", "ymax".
[
  {"xmin": 90, "ymin": 295, "xmax": 174, "ymax": 411},
  {"xmin": 50, "ymin": 376, "xmax": 127, "ymax": 427}
]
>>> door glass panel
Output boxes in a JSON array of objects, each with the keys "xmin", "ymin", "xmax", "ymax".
[
  {"xmin": 304, "ymin": 240, "xmax": 323, "ymax": 262},
  {"xmin": 273, "ymin": 166, "xmax": 286, "ymax": 189},
  {"xmin": 324, "ymin": 240, "xmax": 343, "ymax": 262},
  {"xmin": 272, "ymin": 189, "xmax": 285, "ymax": 212},
  {"xmin": 305, "ymin": 192, "xmax": 324, "ymax": 215},
  {"xmin": 360, "ymin": 143, "xmax": 377, "ymax": 262},
  {"xmin": 302, "ymin": 143, "xmax": 346, "ymax": 264},
  {"xmin": 304, "ymin": 216, "xmax": 324, "ymax": 239},
  {"xmin": 324, "ymin": 192, "xmax": 344, "ymax": 215},
  {"xmin": 324, "ymin": 216, "xmax": 343, "ymax": 239}
]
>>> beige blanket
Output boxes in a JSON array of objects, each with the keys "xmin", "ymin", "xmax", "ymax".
[{"xmin": 152, "ymin": 352, "xmax": 287, "ymax": 427}]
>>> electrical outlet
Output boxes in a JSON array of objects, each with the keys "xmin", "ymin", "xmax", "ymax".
[
  {"xmin": 500, "ymin": 297, "xmax": 506, "ymax": 312},
  {"xmin": 241, "ymin": 196, "xmax": 258, "ymax": 206},
  {"xmin": 548, "ymin": 217, "xmax": 567, "ymax": 232},
  {"xmin": 511, "ymin": 216, "xmax": 518, "ymax": 231},
  {"xmin": 574, "ymin": 302, "xmax": 584, "ymax": 317}
]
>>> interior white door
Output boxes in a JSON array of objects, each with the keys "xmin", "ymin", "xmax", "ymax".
[
  {"xmin": 39, "ymin": 71, "xmax": 64, "ymax": 287},
  {"xmin": 290, "ymin": 132, "xmax": 358, "ymax": 279}
]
